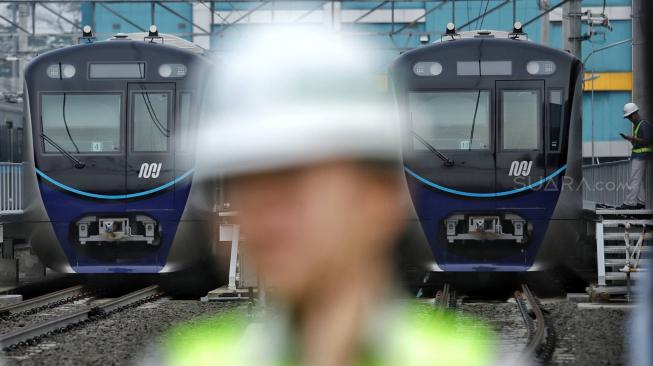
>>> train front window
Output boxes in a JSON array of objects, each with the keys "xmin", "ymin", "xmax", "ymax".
[
  {"xmin": 132, "ymin": 92, "xmax": 170, "ymax": 152},
  {"xmin": 408, "ymin": 91, "xmax": 490, "ymax": 151},
  {"xmin": 502, "ymin": 90, "xmax": 541, "ymax": 150},
  {"xmin": 41, "ymin": 94, "xmax": 121, "ymax": 153}
]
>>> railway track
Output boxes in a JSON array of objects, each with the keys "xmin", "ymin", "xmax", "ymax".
[
  {"xmin": 0, "ymin": 285, "xmax": 88, "ymax": 321},
  {"xmin": 0, "ymin": 285, "xmax": 163, "ymax": 350},
  {"xmin": 514, "ymin": 284, "xmax": 555, "ymax": 364},
  {"xmin": 435, "ymin": 283, "xmax": 555, "ymax": 365}
]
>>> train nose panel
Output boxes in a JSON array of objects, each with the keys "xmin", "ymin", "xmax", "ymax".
[
  {"xmin": 445, "ymin": 213, "xmax": 527, "ymax": 243},
  {"xmin": 76, "ymin": 215, "xmax": 159, "ymax": 246}
]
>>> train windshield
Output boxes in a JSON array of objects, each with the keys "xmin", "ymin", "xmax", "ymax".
[
  {"xmin": 409, "ymin": 90, "xmax": 490, "ymax": 151},
  {"xmin": 41, "ymin": 94, "xmax": 121, "ymax": 153}
]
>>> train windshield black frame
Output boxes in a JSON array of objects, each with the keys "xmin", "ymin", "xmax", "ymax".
[
  {"xmin": 40, "ymin": 93, "xmax": 122, "ymax": 154},
  {"xmin": 548, "ymin": 89, "xmax": 564, "ymax": 152},
  {"xmin": 408, "ymin": 90, "xmax": 491, "ymax": 151}
]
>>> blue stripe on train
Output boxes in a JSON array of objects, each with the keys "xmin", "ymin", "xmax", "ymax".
[
  {"xmin": 406, "ymin": 172, "xmax": 565, "ymax": 271},
  {"xmin": 37, "ymin": 177, "xmax": 192, "ymax": 273},
  {"xmin": 404, "ymin": 165, "xmax": 567, "ymax": 197},
  {"xmin": 35, "ymin": 168, "xmax": 194, "ymax": 200}
]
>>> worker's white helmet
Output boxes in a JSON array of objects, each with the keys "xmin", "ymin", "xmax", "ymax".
[
  {"xmin": 624, "ymin": 102, "xmax": 640, "ymax": 118},
  {"xmin": 196, "ymin": 28, "xmax": 399, "ymax": 177}
]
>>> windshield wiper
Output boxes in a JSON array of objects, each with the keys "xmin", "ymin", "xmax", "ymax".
[
  {"xmin": 40, "ymin": 132, "xmax": 86, "ymax": 169},
  {"xmin": 468, "ymin": 90, "xmax": 482, "ymax": 151},
  {"xmin": 62, "ymin": 93, "xmax": 82, "ymax": 153},
  {"xmin": 411, "ymin": 131, "xmax": 454, "ymax": 167}
]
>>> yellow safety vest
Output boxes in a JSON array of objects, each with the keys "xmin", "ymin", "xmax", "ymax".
[
  {"xmin": 632, "ymin": 120, "xmax": 653, "ymax": 154},
  {"xmin": 161, "ymin": 303, "xmax": 496, "ymax": 366}
]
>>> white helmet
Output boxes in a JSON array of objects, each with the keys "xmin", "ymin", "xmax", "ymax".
[
  {"xmin": 624, "ymin": 102, "xmax": 639, "ymax": 118},
  {"xmin": 196, "ymin": 28, "xmax": 399, "ymax": 178}
]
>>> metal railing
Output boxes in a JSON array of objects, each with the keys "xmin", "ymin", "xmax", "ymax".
[
  {"xmin": 582, "ymin": 160, "xmax": 633, "ymax": 207},
  {"xmin": 0, "ymin": 162, "xmax": 23, "ymax": 215}
]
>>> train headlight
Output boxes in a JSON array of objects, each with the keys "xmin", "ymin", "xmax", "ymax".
[
  {"xmin": 62, "ymin": 64, "xmax": 76, "ymax": 78},
  {"xmin": 526, "ymin": 60, "xmax": 556, "ymax": 75},
  {"xmin": 46, "ymin": 64, "xmax": 76, "ymax": 79},
  {"xmin": 413, "ymin": 61, "xmax": 442, "ymax": 76},
  {"xmin": 158, "ymin": 63, "xmax": 187, "ymax": 78}
]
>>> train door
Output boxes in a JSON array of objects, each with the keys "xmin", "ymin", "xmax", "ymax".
[
  {"xmin": 494, "ymin": 80, "xmax": 546, "ymax": 197},
  {"xmin": 126, "ymin": 83, "xmax": 175, "ymax": 209}
]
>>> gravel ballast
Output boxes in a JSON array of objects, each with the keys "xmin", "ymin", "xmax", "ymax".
[
  {"xmin": 2, "ymin": 299, "xmax": 240, "ymax": 366},
  {"xmin": 455, "ymin": 298, "xmax": 630, "ymax": 366},
  {"xmin": 1, "ymin": 297, "xmax": 631, "ymax": 365},
  {"xmin": 544, "ymin": 300, "xmax": 630, "ymax": 365}
]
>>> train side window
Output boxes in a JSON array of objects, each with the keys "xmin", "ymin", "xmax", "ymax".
[
  {"xmin": 501, "ymin": 90, "xmax": 541, "ymax": 150},
  {"xmin": 132, "ymin": 92, "xmax": 170, "ymax": 152},
  {"xmin": 178, "ymin": 93, "xmax": 192, "ymax": 152},
  {"xmin": 548, "ymin": 90, "xmax": 563, "ymax": 152},
  {"xmin": 41, "ymin": 93, "xmax": 121, "ymax": 153}
]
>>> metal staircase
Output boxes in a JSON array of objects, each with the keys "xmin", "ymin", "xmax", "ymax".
[
  {"xmin": 202, "ymin": 210, "xmax": 260, "ymax": 302},
  {"xmin": 593, "ymin": 209, "xmax": 653, "ymax": 299}
]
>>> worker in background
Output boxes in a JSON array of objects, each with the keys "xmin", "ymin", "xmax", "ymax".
[
  {"xmin": 159, "ymin": 28, "xmax": 495, "ymax": 366},
  {"xmin": 618, "ymin": 102, "xmax": 652, "ymax": 210}
]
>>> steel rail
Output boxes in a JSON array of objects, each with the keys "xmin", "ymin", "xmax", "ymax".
[
  {"xmin": 514, "ymin": 284, "xmax": 552, "ymax": 364},
  {"xmin": 0, "ymin": 285, "xmax": 160, "ymax": 349},
  {"xmin": 93, "ymin": 285, "xmax": 160, "ymax": 314},
  {"xmin": 0, "ymin": 285, "xmax": 85, "ymax": 318}
]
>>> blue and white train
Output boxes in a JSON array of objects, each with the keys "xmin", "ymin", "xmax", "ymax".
[
  {"xmin": 22, "ymin": 28, "xmax": 217, "ymax": 273},
  {"xmin": 390, "ymin": 27, "xmax": 585, "ymax": 272}
]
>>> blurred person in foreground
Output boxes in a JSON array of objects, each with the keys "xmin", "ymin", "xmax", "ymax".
[
  {"xmin": 630, "ymin": 2, "xmax": 653, "ymax": 365},
  {"xmin": 160, "ymin": 28, "xmax": 494, "ymax": 366}
]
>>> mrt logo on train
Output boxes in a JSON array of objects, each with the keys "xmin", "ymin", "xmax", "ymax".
[
  {"xmin": 138, "ymin": 163, "xmax": 162, "ymax": 179},
  {"xmin": 508, "ymin": 161, "xmax": 533, "ymax": 177}
]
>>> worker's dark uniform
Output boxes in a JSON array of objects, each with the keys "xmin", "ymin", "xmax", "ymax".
[{"xmin": 625, "ymin": 119, "xmax": 652, "ymax": 206}]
